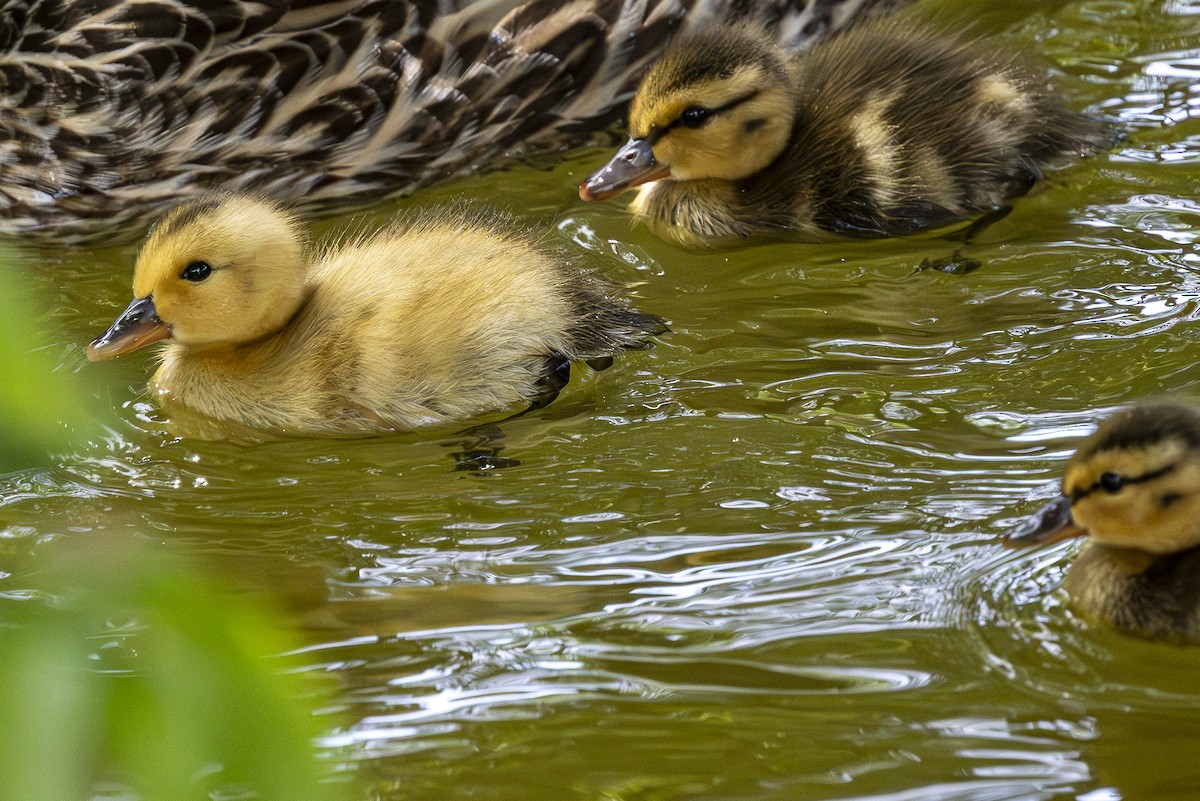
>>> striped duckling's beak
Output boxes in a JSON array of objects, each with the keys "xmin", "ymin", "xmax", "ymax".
[
  {"xmin": 1004, "ymin": 494, "xmax": 1087, "ymax": 547},
  {"xmin": 579, "ymin": 138, "xmax": 670, "ymax": 201}
]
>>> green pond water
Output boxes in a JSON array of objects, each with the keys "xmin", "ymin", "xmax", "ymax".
[{"xmin": 4, "ymin": 0, "xmax": 1200, "ymax": 798}]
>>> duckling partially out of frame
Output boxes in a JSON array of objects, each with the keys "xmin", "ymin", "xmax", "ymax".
[
  {"xmin": 580, "ymin": 18, "xmax": 1114, "ymax": 246},
  {"xmin": 87, "ymin": 194, "xmax": 666, "ymax": 436},
  {"xmin": 1006, "ymin": 402, "xmax": 1200, "ymax": 643}
]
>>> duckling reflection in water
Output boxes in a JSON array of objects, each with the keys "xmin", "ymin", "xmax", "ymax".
[
  {"xmin": 580, "ymin": 18, "xmax": 1115, "ymax": 247},
  {"xmin": 1006, "ymin": 402, "xmax": 1200, "ymax": 643},
  {"xmin": 87, "ymin": 194, "xmax": 666, "ymax": 436}
]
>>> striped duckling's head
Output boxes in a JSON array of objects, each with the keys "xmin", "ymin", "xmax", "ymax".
[
  {"xmin": 580, "ymin": 28, "xmax": 796, "ymax": 200},
  {"xmin": 1008, "ymin": 403, "xmax": 1200, "ymax": 556}
]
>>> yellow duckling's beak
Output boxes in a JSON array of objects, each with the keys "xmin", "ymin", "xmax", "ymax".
[
  {"xmin": 1004, "ymin": 494, "xmax": 1088, "ymax": 547},
  {"xmin": 87, "ymin": 296, "xmax": 170, "ymax": 362},
  {"xmin": 579, "ymin": 138, "xmax": 670, "ymax": 201}
]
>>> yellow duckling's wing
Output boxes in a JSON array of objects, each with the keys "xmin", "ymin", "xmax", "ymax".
[
  {"xmin": 0, "ymin": 0, "xmax": 903, "ymax": 243},
  {"xmin": 296, "ymin": 209, "xmax": 667, "ymax": 428}
]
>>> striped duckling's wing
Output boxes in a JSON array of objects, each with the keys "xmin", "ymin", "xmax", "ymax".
[{"xmin": 0, "ymin": 0, "xmax": 904, "ymax": 243}]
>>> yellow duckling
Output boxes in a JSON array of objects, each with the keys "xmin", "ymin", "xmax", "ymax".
[
  {"xmin": 1006, "ymin": 402, "xmax": 1200, "ymax": 642},
  {"xmin": 580, "ymin": 18, "xmax": 1114, "ymax": 246},
  {"xmin": 86, "ymin": 194, "xmax": 666, "ymax": 435}
]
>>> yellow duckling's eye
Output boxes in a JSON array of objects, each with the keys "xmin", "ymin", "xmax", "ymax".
[
  {"xmin": 679, "ymin": 106, "xmax": 712, "ymax": 128},
  {"xmin": 180, "ymin": 261, "xmax": 212, "ymax": 282}
]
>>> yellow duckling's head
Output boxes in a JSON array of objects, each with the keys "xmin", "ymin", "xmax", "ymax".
[
  {"xmin": 1007, "ymin": 403, "xmax": 1200, "ymax": 556},
  {"xmin": 88, "ymin": 194, "xmax": 309, "ymax": 360},
  {"xmin": 579, "ymin": 27, "xmax": 795, "ymax": 201}
]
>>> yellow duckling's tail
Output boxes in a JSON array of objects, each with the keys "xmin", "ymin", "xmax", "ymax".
[
  {"xmin": 560, "ymin": 278, "xmax": 669, "ymax": 360},
  {"xmin": 525, "ymin": 269, "xmax": 667, "ymax": 410}
]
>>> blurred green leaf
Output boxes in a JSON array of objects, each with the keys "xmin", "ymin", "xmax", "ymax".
[
  {"xmin": 0, "ymin": 543, "xmax": 341, "ymax": 801},
  {"xmin": 0, "ymin": 244, "xmax": 340, "ymax": 801},
  {"xmin": 0, "ymin": 247, "xmax": 96, "ymax": 472},
  {"xmin": 0, "ymin": 605, "xmax": 100, "ymax": 801}
]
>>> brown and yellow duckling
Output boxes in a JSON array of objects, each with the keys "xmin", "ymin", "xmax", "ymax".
[
  {"xmin": 1006, "ymin": 402, "xmax": 1200, "ymax": 643},
  {"xmin": 87, "ymin": 194, "xmax": 666, "ymax": 436},
  {"xmin": 580, "ymin": 18, "xmax": 1114, "ymax": 247}
]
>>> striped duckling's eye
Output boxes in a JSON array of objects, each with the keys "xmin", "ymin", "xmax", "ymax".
[
  {"xmin": 1098, "ymin": 472, "xmax": 1124, "ymax": 493},
  {"xmin": 679, "ymin": 106, "xmax": 712, "ymax": 128},
  {"xmin": 180, "ymin": 261, "xmax": 212, "ymax": 282}
]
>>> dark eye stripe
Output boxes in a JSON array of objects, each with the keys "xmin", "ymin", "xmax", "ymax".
[
  {"xmin": 646, "ymin": 89, "xmax": 762, "ymax": 144},
  {"xmin": 1070, "ymin": 462, "xmax": 1177, "ymax": 503}
]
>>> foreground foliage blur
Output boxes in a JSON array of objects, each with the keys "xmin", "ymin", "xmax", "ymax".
[{"xmin": 0, "ymin": 251, "xmax": 340, "ymax": 801}]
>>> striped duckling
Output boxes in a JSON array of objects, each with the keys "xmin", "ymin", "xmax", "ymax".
[
  {"xmin": 1007, "ymin": 402, "xmax": 1200, "ymax": 643},
  {"xmin": 87, "ymin": 194, "xmax": 666, "ymax": 436},
  {"xmin": 580, "ymin": 18, "xmax": 1114, "ymax": 247}
]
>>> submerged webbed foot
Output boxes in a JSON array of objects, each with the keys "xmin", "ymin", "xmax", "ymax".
[
  {"xmin": 528, "ymin": 357, "xmax": 572, "ymax": 413},
  {"xmin": 915, "ymin": 251, "xmax": 984, "ymax": 276},
  {"xmin": 946, "ymin": 206, "xmax": 1014, "ymax": 243},
  {"xmin": 452, "ymin": 449, "xmax": 522, "ymax": 473}
]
